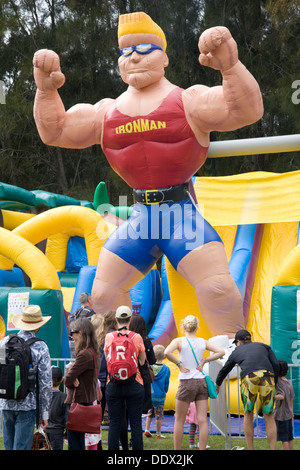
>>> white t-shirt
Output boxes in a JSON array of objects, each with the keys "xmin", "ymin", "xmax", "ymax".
[{"xmin": 178, "ymin": 337, "xmax": 206, "ymax": 380}]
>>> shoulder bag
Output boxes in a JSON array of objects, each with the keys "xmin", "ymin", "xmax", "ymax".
[
  {"xmin": 66, "ymin": 349, "xmax": 102, "ymax": 434},
  {"xmin": 186, "ymin": 337, "xmax": 218, "ymax": 399}
]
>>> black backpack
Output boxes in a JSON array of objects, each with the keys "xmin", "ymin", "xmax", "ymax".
[{"xmin": 0, "ymin": 334, "xmax": 43, "ymax": 400}]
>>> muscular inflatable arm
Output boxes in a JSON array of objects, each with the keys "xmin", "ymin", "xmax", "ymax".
[
  {"xmin": 33, "ymin": 49, "xmax": 112, "ymax": 148},
  {"xmin": 183, "ymin": 27, "xmax": 263, "ymax": 136}
]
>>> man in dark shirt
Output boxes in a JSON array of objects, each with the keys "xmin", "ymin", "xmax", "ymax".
[
  {"xmin": 68, "ymin": 293, "xmax": 96, "ymax": 358},
  {"xmin": 70, "ymin": 293, "xmax": 96, "ymax": 321},
  {"xmin": 216, "ymin": 329, "xmax": 279, "ymax": 450}
]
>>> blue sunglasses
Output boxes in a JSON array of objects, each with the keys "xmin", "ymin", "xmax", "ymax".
[{"xmin": 120, "ymin": 43, "xmax": 163, "ymax": 57}]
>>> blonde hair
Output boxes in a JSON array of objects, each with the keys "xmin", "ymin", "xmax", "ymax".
[
  {"xmin": 96, "ymin": 310, "xmax": 117, "ymax": 347},
  {"xmin": 181, "ymin": 315, "xmax": 199, "ymax": 333},
  {"xmin": 91, "ymin": 314, "xmax": 103, "ymax": 331},
  {"xmin": 153, "ymin": 344, "xmax": 165, "ymax": 362}
]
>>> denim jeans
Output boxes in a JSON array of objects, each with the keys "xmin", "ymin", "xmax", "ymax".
[
  {"xmin": 47, "ymin": 431, "xmax": 64, "ymax": 450},
  {"xmin": 67, "ymin": 428, "xmax": 85, "ymax": 450},
  {"xmin": 106, "ymin": 379, "xmax": 144, "ymax": 450},
  {"xmin": 2, "ymin": 409, "xmax": 36, "ymax": 450}
]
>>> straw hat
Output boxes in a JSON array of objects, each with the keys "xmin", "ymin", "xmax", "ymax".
[{"xmin": 13, "ymin": 305, "xmax": 51, "ymax": 331}]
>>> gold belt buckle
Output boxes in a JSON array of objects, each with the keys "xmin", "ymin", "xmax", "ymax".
[{"xmin": 145, "ymin": 189, "xmax": 160, "ymax": 205}]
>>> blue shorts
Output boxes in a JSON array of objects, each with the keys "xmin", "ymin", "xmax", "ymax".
[{"xmin": 103, "ymin": 198, "xmax": 222, "ymax": 274}]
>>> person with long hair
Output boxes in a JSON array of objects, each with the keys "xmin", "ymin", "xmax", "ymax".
[
  {"xmin": 96, "ymin": 310, "xmax": 117, "ymax": 350},
  {"xmin": 65, "ymin": 317, "xmax": 101, "ymax": 450},
  {"xmin": 165, "ymin": 315, "xmax": 225, "ymax": 450},
  {"xmin": 95, "ymin": 311, "xmax": 117, "ymax": 421},
  {"xmin": 130, "ymin": 314, "xmax": 156, "ymax": 412}
]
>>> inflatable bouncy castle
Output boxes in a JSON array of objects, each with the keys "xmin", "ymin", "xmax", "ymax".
[
  {"xmin": 0, "ymin": 183, "xmax": 162, "ymax": 358},
  {"xmin": 163, "ymin": 170, "xmax": 300, "ymax": 412},
  {"xmin": 4, "ymin": 10, "xmax": 292, "ymax": 413},
  {"xmin": 1, "ymin": 169, "xmax": 300, "ymax": 414}
]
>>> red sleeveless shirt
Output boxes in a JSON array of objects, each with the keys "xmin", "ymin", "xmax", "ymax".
[{"xmin": 102, "ymin": 87, "xmax": 208, "ymax": 190}]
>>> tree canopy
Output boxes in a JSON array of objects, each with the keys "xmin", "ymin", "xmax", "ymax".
[{"xmin": 0, "ymin": 0, "xmax": 300, "ymax": 202}]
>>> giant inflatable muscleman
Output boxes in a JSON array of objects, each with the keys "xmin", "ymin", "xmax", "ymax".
[{"xmin": 33, "ymin": 12, "xmax": 263, "ymax": 338}]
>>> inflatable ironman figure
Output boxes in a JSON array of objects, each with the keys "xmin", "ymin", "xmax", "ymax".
[{"xmin": 33, "ymin": 12, "xmax": 263, "ymax": 337}]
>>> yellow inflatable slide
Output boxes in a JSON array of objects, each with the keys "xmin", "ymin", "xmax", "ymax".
[{"xmin": 164, "ymin": 170, "xmax": 300, "ymax": 411}]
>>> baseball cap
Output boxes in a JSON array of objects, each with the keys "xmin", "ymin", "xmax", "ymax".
[
  {"xmin": 116, "ymin": 305, "xmax": 132, "ymax": 320},
  {"xmin": 233, "ymin": 329, "xmax": 252, "ymax": 344}
]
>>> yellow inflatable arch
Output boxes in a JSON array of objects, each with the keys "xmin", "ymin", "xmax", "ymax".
[
  {"xmin": 1, "ymin": 210, "xmax": 35, "ymax": 230},
  {"xmin": 0, "ymin": 227, "xmax": 60, "ymax": 290},
  {"xmin": 0, "ymin": 206, "xmax": 116, "ymax": 272}
]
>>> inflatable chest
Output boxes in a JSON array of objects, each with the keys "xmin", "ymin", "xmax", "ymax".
[{"xmin": 102, "ymin": 88, "xmax": 208, "ymax": 189}]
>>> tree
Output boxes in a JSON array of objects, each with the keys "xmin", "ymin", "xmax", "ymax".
[
  {"xmin": 0, "ymin": 0, "xmax": 127, "ymax": 201},
  {"xmin": 200, "ymin": 0, "xmax": 300, "ymax": 176},
  {"xmin": 0, "ymin": 1, "xmax": 299, "ymax": 201}
]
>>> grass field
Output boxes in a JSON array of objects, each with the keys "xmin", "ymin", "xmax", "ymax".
[
  {"xmin": 1, "ymin": 430, "xmax": 299, "ymax": 451},
  {"xmin": 102, "ymin": 429, "xmax": 300, "ymax": 451}
]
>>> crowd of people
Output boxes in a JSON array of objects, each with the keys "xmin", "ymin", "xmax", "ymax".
[{"xmin": 0, "ymin": 299, "xmax": 295, "ymax": 451}]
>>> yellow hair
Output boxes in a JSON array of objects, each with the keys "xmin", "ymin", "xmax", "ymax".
[{"xmin": 118, "ymin": 12, "xmax": 167, "ymax": 51}]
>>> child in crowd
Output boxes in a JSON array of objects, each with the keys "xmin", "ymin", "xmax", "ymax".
[
  {"xmin": 85, "ymin": 379, "xmax": 102, "ymax": 450},
  {"xmin": 274, "ymin": 360, "xmax": 295, "ymax": 450},
  {"xmin": 144, "ymin": 344, "xmax": 170, "ymax": 439},
  {"xmin": 46, "ymin": 366, "xmax": 68, "ymax": 450},
  {"xmin": 185, "ymin": 402, "xmax": 198, "ymax": 448}
]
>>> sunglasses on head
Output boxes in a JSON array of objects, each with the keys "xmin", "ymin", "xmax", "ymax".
[{"xmin": 120, "ymin": 43, "xmax": 163, "ymax": 57}]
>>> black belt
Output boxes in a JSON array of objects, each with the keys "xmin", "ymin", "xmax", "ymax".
[{"xmin": 133, "ymin": 183, "xmax": 190, "ymax": 205}]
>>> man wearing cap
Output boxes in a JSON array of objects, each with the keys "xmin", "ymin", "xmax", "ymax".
[
  {"xmin": 215, "ymin": 329, "xmax": 279, "ymax": 450},
  {"xmin": 33, "ymin": 12, "xmax": 263, "ymax": 338},
  {"xmin": 104, "ymin": 306, "xmax": 146, "ymax": 450},
  {"xmin": 0, "ymin": 305, "xmax": 52, "ymax": 450}
]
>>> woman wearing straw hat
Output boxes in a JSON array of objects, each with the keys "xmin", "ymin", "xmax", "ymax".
[{"xmin": 0, "ymin": 305, "xmax": 52, "ymax": 450}]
